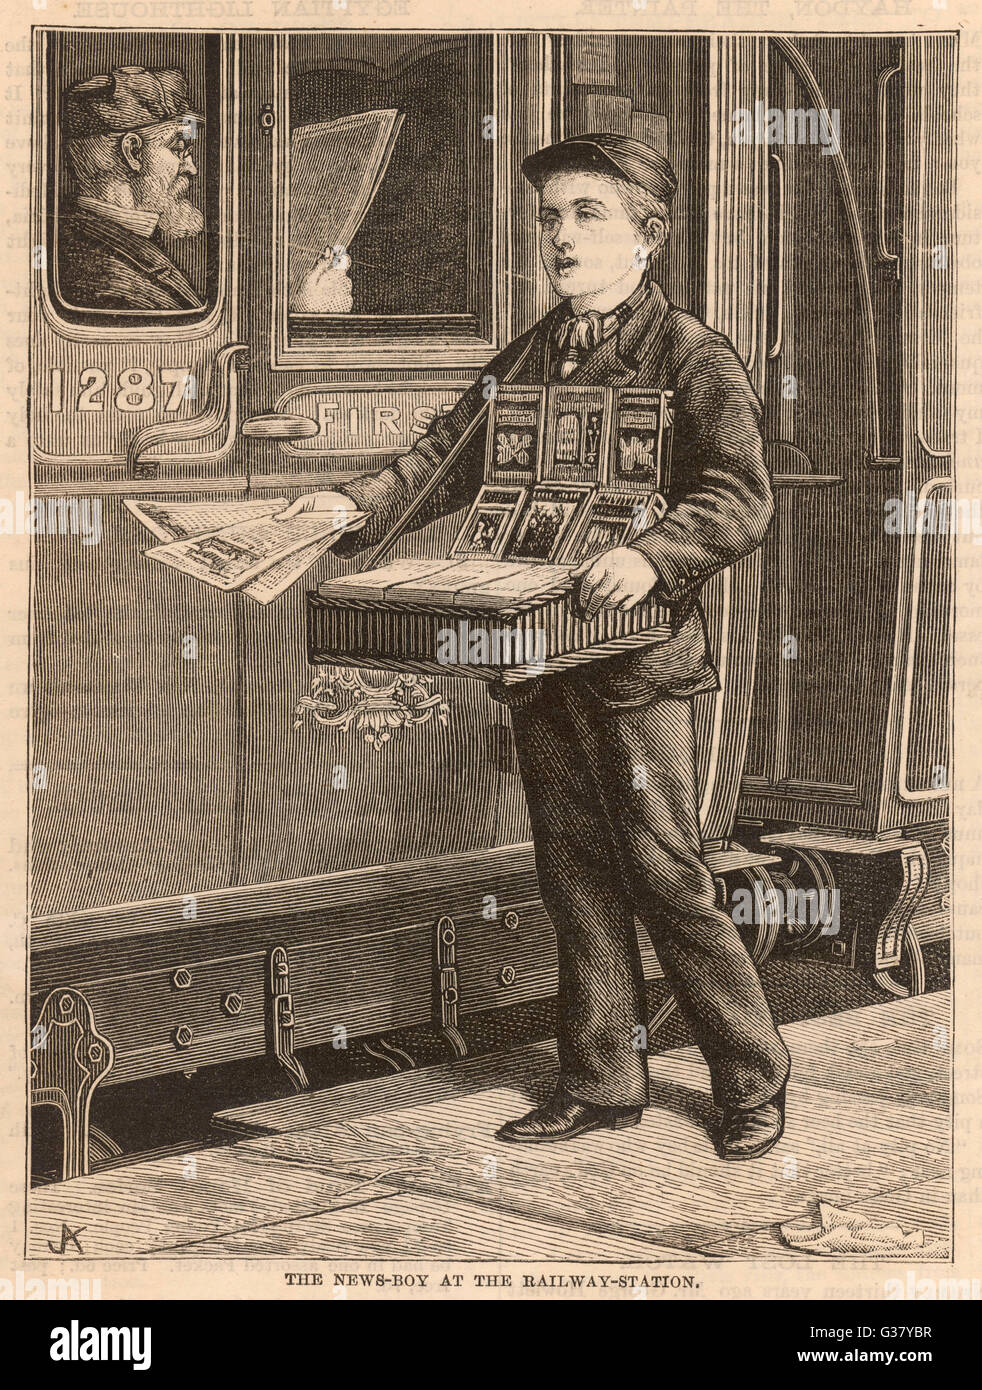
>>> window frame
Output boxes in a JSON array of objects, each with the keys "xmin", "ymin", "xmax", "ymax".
[
  {"xmin": 270, "ymin": 31, "xmax": 549, "ymax": 371},
  {"xmin": 35, "ymin": 28, "xmax": 235, "ymax": 344}
]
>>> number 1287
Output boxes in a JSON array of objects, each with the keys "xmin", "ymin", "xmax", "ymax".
[{"xmin": 50, "ymin": 366, "xmax": 197, "ymax": 414}]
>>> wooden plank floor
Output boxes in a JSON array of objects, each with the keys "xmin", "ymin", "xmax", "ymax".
[
  {"xmin": 167, "ymin": 1193, "xmax": 695, "ymax": 1260},
  {"xmin": 698, "ymin": 1177, "xmax": 952, "ymax": 1259},
  {"xmin": 30, "ymin": 991, "xmax": 951, "ymax": 1262},
  {"xmin": 27, "ymin": 1150, "xmax": 402, "ymax": 1259},
  {"xmin": 649, "ymin": 990, "xmax": 950, "ymax": 1113}
]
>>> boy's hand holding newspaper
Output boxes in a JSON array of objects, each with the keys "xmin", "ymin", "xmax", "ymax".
[{"xmin": 276, "ymin": 492, "xmax": 367, "ymax": 533}]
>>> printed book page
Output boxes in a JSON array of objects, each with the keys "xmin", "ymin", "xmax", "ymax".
[{"xmin": 239, "ymin": 537, "xmax": 339, "ymax": 605}]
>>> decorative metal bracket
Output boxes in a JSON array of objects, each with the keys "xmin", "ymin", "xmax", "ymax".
[
  {"xmin": 126, "ymin": 341, "xmax": 250, "ymax": 479},
  {"xmin": 875, "ymin": 843, "xmax": 929, "ymax": 974},
  {"xmin": 267, "ymin": 947, "xmax": 309, "ymax": 1092},
  {"xmin": 435, "ymin": 916, "xmax": 467, "ymax": 1059},
  {"xmin": 30, "ymin": 988, "xmax": 114, "ymax": 1182},
  {"xmin": 359, "ymin": 1037, "xmax": 416, "ymax": 1073}
]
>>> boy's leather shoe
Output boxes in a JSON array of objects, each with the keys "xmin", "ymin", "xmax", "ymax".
[
  {"xmin": 496, "ymin": 1092, "xmax": 644, "ymax": 1144},
  {"xmin": 718, "ymin": 1085, "xmax": 786, "ymax": 1161}
]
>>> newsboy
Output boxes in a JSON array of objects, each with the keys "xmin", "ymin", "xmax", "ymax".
[{"xmin": 282, "ymin": 133, "xmax": 792, "ymax": 1159}]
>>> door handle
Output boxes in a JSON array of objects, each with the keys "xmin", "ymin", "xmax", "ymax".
[
  {"xmin": 876, "ymin": 53, "xmax": 903, "ymax": 278},
  {"xmin": 768, "ymin": 152, "xmax": 785, "ymax": 360}
]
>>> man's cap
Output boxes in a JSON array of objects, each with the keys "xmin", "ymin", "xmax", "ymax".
[
  {"xmin": 522, "ymin": 132, "xmax": 677, "ymax": 204},
  {"xmin": 63, "ymin": 67, "xmax": 201, "ymax": 140}
]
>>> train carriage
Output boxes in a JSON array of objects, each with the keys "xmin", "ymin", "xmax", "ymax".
[{"xmin": 29, "ymin": 27, "xmax": 953, "ymax": 1180}]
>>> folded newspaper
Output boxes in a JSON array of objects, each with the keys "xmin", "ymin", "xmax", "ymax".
[
  {"xmin": 289, "ymin": 109, "xmax": 405, "ymax": 306},
  {"xmin": 124, "ymin": 498, "xmax": 366, "ymax": 604}
]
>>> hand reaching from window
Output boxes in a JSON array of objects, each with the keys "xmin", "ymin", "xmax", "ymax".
[{"xmin": 293, "ymin": 249, "xmax": 354, "ymax": 313}]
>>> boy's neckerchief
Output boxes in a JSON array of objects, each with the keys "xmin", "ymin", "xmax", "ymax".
[{"xmin": 550, "ymin": 270, "xmax": 652, "ymax": 381}]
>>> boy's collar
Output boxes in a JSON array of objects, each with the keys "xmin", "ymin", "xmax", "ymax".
[{"xmin": 550, "ymin": 277, "xmax": 670, "ymax": 386}]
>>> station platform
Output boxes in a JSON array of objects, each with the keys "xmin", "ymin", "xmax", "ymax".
[{"xmin": 28, "ymin": 990, "xmax": 951, "ymax": 1262}]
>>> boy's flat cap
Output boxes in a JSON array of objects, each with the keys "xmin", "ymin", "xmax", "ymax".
[{"xmin": 522, "ymin": 132, "xmax": 677, "ymax": 203}]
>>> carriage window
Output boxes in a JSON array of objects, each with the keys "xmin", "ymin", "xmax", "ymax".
[
  {"xmin": 46, "ymin": 31, "xmax": 221, "ymax": 324},
  {"xmin": 284, "ymin": 33, "xmax": 494, "ymax": 347}
]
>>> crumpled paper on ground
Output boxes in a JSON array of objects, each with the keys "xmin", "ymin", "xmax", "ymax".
[{"xmin": 779, "ymin": 1201, "xmax": 949, "ymax": 1258}]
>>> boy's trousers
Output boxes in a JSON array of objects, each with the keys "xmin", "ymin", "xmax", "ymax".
[{"xmin": 508, "ymin": 673, "xmax": 792, "ymax": 1111}]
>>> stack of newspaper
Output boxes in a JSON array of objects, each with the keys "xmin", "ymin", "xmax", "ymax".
[{"xmin": 125, "ymin": 498, "xmax": 365, "ymax": 603}]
